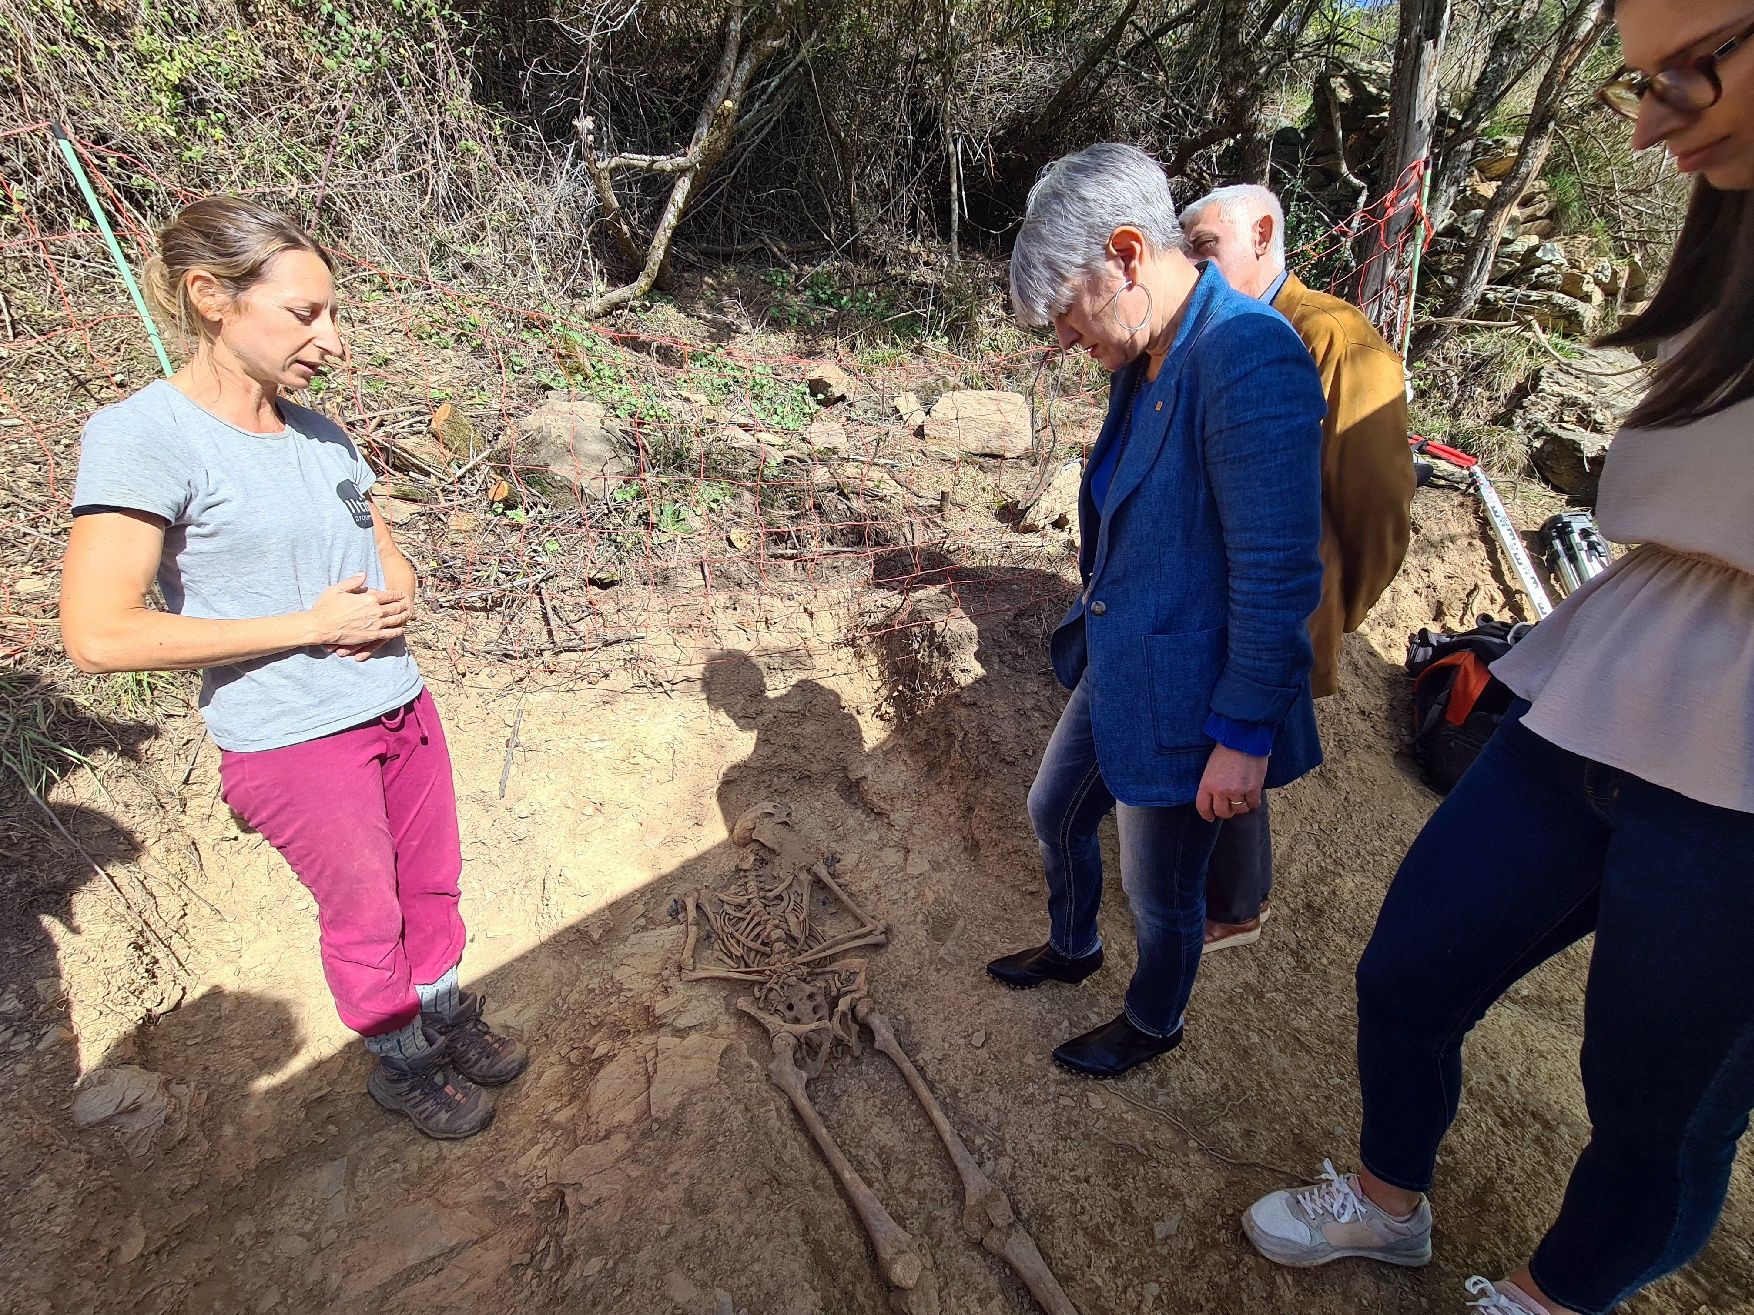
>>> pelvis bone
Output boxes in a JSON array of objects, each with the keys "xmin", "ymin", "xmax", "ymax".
[{"xmin": 678, "ymin": 802, "xmax": 1079, "ymax": 1315}]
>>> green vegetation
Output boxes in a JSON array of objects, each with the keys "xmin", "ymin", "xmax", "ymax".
[
  {"xmin": 680, "ymin": 352, "xmax": 815, "ymax": 433},
  {"xmin": 0, "ymin": 673, "xmax": 94, "ymax": 797}
]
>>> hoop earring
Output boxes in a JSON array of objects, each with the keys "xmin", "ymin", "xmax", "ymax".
[{"xmin": 1119, "ymin": 282, "xmax": 1152, "ymax": 337}]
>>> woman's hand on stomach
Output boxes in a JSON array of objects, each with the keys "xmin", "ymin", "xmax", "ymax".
[{"xmin": 310, "ymin": 573, "xmax": 410, "ymax": 652}]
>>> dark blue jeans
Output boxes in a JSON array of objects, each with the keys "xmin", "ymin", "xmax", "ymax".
[
  {"xmin": 1028, "ymin": 677, "xmax": 1222, "ymax": 1037},
  {"xmin": 1206, "ymin": 794, "xmax": 1273, "ymax": 925},
  {"xmin": 1357, "ymin": 707, "xmax": 1754, "ymax": 1315}
]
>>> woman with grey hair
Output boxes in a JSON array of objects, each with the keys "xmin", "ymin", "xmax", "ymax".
[{"xmin": 986, "ymin": 143, "xmax": 1328, "ymax": 1078}]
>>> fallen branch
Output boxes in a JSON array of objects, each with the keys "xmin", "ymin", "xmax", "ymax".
[
  {"xmin": 1106, "ymin": 1086, "xmax": 1305, "ymax": 1181},
  {"xmin": 498, "ymin": 697, "xmax": 524, "ymax": 800},
  {"xmin": 481, "ymin": 631, "xmax": 647, "ymax": 660},
  {"xmin": 578, "ymin": 0, "xmax": 789, "ymax": 316}
]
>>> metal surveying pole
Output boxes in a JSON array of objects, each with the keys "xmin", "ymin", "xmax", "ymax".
[{"xmin": 1414, "ymin": 437, "xmax": 1554, "ymax": 619}]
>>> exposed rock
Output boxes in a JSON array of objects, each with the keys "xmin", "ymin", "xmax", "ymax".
[
  {"xmin": 587, "ymin": 1044, "xmax": 653, "ymax": 1129},
  {"xmin": 72, "ymin": 1065, "xmax": 188, "ymax": 1159},
  {"xmin": 516, "ymin": 398, "xmax": 635, "ymax": 484},
  {"xmin": 648, "ymin": 1034, "xmax": 729, "ymax": 1118},
  {"xmin": 893, "ymin": 391, "xmax": 928, "ymax": 430},
  {"xmin": 1516, "ymin": 192, "xmax": 1556, "ymax": 225},
  {"xmin": 1590, "ymin": 260, "xmax": 1624, "ymax": 297},
  {"xmin": 805, "ymin": 415, "xmax": 849, "ymax": 455},
  {"xmin": 1558, "ymin": 268, "xmax": 1605, "ymax": 308},
  {"xmin": 1475, "ymin": 136, "xmax": 1522, "ymax": 180},
  {"xmin": 1521, "ymin": 262, "xmax": 1565, "ymax": 293},
  {"xmin": 1526, "ymin": 240, "xmax": 1568, "ymax": 271},
  {"xmin": 556, "ymin": 1131, "xmax": 639, "ymax": 1209},
  {"xmin": 913, "ymin": 375, "xmax": 958, "ymax": 408},
  {"xmin": 1511, "ymin": 345, "xmax": 1647, "ymax": 500},
  {"xmin": 923, "ymin": 390, "xmax": 1033, "ymax": 459},
  {"xmin": 652, "ymin": 986, "xmax": 723, "ymax": 1031},
  {"xmin": 340, "ymin": 1204, "xmax": 489, "ymax": 1298},
  {"xmin": 713, "ymin": 424, "xmax": 791, "ymax": 461},
  {"xmin": 372, "ymin": 495, "xmax": 423, "ymax": 527},
  {"xmin": 1018, "ymin": 460, "xmax": 1083, "ymax": 534},
  {"xmin": 612, "ymin": 928, "xmax": 682, "ymax": 995},
  {"xmin": 1491, "ymin": 234, "xmax": 1540, "ymax": 282},
  {"xmin": 805, "ymin": 361, "xmax": 851, "ymax": 405},
  {"xmin": 1478, "ymin": 287, "xmax": 1600, "ymax": 337},
  {"xmin": 1531, "ymin": 426, "xmax": 1614, "ymax": 499}
]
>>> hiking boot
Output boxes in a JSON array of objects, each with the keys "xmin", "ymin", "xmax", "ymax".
[
  {"xmin": 1243, "ymin": 1161, "xmax": 1433, "ymax": 1268},
  {"xmin": 367, "ymin": 1034, "xmax": 496, "ymax": 1139},
  {"xmin": 1464, "ymin": 1277, "xmax": 1551, "ymax": 1314},
  {"xmin": 425, "ymin": 989, "xmax": 529, "ymax": 1086}
]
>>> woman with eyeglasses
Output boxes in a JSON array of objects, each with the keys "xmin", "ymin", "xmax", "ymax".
[{"xmin": 1240, "ymin": 3, "xmax": 1754, "ymax": 1313}]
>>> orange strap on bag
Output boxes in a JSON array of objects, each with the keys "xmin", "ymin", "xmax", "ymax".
[{"xmin": 1413, "ymin": 651, "xmax": 1496, "ymax": 727}]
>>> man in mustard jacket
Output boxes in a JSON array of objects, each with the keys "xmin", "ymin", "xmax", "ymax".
[{"xmin": 1180, "ymin": 184, "xmax": 1416, "ymax": 953}]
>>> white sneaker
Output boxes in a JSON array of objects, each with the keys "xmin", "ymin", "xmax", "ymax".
[
  {"xmin": 1464, "ymin": 1277, "xmax": 1550, "ymax": 1314},
  {"xmin": 1242, "ymin": 1160, "xmax": 1433, "ymax": 1268}
]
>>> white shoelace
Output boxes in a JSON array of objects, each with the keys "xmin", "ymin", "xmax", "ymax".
[
  {"xmin": 1465, "ymin": 1276, "xmax": 1542, "ymax": 1314},
  {"xmin": 1294, "ymin": 1159, "xmax": 1370, "ymax": 1223}
]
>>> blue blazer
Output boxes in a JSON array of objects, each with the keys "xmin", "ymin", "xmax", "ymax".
[{"xmin": 1049, "ymin": 264, "xmax": 1327, "ymax": 807}]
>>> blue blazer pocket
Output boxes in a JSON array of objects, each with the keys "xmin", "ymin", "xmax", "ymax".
[{"xmin": 1143, "ymin": 627, "xmax": 1225, "ymax": 753}]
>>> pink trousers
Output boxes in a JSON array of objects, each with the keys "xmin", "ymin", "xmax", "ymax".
[{"xmin": 219, "ymin": 689, "xmax": 466, "ymax": 1036}]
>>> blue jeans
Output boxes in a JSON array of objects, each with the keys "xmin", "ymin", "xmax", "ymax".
[
  {"xmin": 1205, "ymin": 794, "xmax": 1273, "ymax": 925},
  {"xmin": 1357, "ymin": 707, "xmax": 1754, "ymax": 1315},
  {"xmin": 1028, "ymin": 677, "xmax": 1222, "ymax": 1036}
]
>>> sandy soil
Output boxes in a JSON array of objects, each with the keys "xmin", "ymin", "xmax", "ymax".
[{"xmin": 2, "ymin": 488, "xmax": 1749, "ymax": 1315}]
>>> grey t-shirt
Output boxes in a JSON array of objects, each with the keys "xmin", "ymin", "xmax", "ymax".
[{"xmin": 72, "ymin": 380, "xmax": 423, "ymax": 752}]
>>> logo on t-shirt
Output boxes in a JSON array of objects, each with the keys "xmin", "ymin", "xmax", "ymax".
[{"xmin": 336, "ymin": 479, "xmax": 373, "ymax": 528}]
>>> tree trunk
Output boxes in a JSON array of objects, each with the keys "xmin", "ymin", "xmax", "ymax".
[
  {"xmin": 1424, "ymin": 1, "xmax": 1613, "ymax": 349},
  {"xmin": 1024, "ymin": 0, "xmax": 1141, "ymax": 143},
  {"xmin": 940, "ymin": 0, "xmax": 961, "ymax": 262},
  {"xmin": 1354, "ymin": 0, "xmax": 1450, "ymax": 338},
  {"xmin": 579, "ymin": 2, "xmax": 786, "ymax": 316},
  {"xmin": 1425, "ymin": 0, "xmax": 1548, "ymax": 230}
]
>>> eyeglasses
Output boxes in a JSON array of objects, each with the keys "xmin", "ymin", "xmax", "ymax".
[{"xmin": 1597, "ymin": 17, "xmax": 1754, "ymax": 119}]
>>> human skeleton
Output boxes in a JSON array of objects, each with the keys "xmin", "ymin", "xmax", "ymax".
[{"xmin": 679, "ymin": 802, "xmax": 1080, "ymax": 1315}]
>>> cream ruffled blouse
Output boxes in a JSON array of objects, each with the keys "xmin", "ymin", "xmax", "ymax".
[{"xmin": 1491, "ymin": 388, "xmax": 1754, "ymax": 813}]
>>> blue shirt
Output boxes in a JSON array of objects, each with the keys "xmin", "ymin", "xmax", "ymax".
[{"xmin": 1087, "ymin": 372, "xmax": 1160, "ymax": 514}]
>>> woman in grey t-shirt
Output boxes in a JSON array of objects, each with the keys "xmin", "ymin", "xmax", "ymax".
[{"xmin": 61, "ymin": 197, "xmax": 525, "ymax": 1140}]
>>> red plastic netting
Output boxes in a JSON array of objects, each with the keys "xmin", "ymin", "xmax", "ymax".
[{"xmin": 0, "ymin": 124, "xmax": 1425, "ymax": 677}]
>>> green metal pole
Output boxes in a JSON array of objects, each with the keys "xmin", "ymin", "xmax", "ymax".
[
  {"xmin": 49, "ymin": 121, "xmax": 175, "ymax": 377},
  {"xmin": 1399, "ymin": 158, "xmax": 1435, "ymax": 362}
]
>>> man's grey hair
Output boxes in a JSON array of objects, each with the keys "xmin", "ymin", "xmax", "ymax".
[
  {"xmin": 1180, "ymin": 183, "xmax": 1287, "ymax": 267},
  {"xmin": 1009, "ymin": 143, "xmax": 1183, "ymax": 328}
]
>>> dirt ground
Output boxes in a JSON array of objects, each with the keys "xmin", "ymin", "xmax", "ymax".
[{"xmin": 2, "ymin": 486, "xmax": 1750, "ymax": 1315}]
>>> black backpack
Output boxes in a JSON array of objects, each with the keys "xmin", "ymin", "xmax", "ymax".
[{"xmin": 1404, "ymin": 617, "xmax": 1533, "ymax": 794}]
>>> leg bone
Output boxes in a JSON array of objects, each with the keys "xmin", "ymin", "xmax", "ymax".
[
  {"xmin": 762, "ymin": 1031, "xmax": 940, "ymax": 1313},
  {"xmin": 859, "ymin": 1003, "xmax": 1081, "ymax": 1315}
]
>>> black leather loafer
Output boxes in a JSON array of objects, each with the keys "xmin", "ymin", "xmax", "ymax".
[
  {"xmin": 1052, "ymin": 1014, "xmax": 1183, "ymax": 1078},
  {"xmin": 985, "ymin": 942, "xmax": 1104, "ymax": 989}
]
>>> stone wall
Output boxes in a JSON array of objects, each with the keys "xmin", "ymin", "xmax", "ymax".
[{"xmin": 1288, "ymin": 66, "xmax": 1649, "ymax": 340}]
